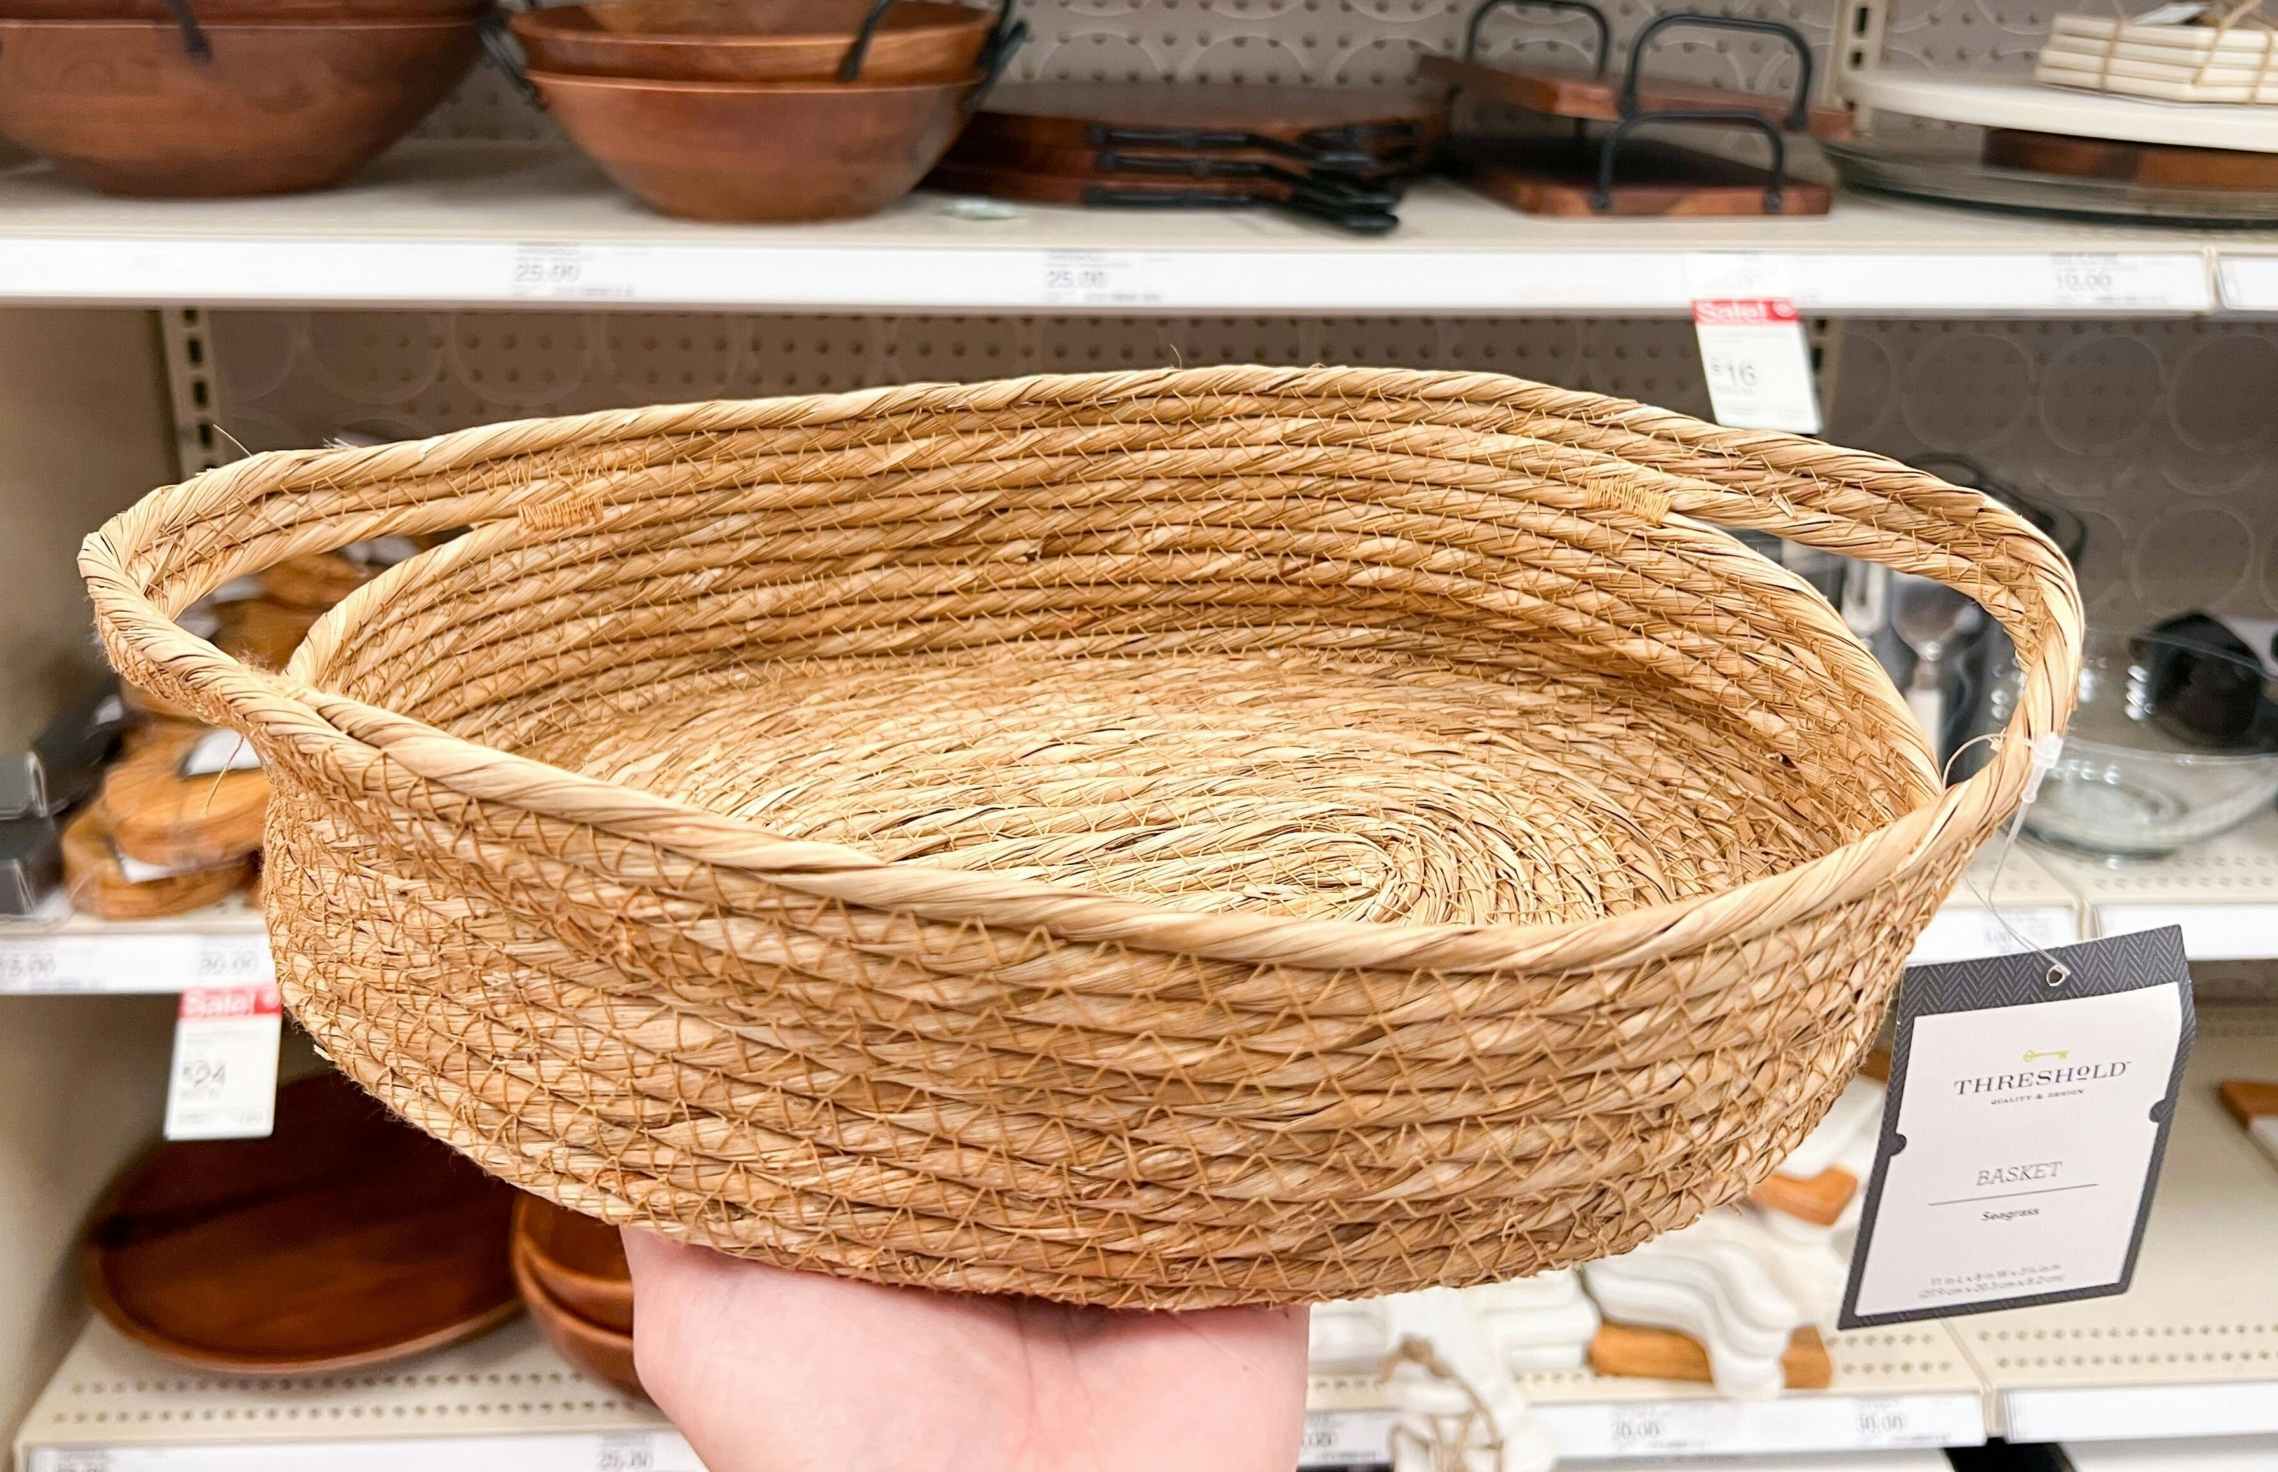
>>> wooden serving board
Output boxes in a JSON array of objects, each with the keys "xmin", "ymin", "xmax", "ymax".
[
  {"xmin": 1589, "ymin": 1322, "xmax": 1834, "ymax": 1390},
  {"xmin": 85, "ymin": 1073, "xmax": 522, "ymax": 1374},
  {"xmin": 1985, "ymin": 127, "xmax": 2278, "ymax": 188},
  {"xmin": 1448, "ymin": 136, "xmax": 1829, "ymax": 216},
  {"xmin": 1751, "ymin": 1165, "xmax": 1860, "ymax": 1225},
  {"xmin": 1420, "ymin": 54, "xmax": 1854, "ymax": 140},
  {"xmin": 97, "ymin": 720, "xmax": 268, "ymax": 870},
  {"xmin": 969, "ymin": 81, "xmax": 1443, "ymax": 149}
]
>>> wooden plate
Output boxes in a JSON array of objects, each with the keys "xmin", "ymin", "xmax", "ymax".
[
  {"xmin": 60, "ymin": 805, "xmax": 249, "ymax": 921},
  {"xmin": 84, "ymin": 1073, "xmax": 522, "ymax": 1373},
  {"xmin": 97, "ymin": 721, "xmax": 268, "ymax": 870},
  {"xmin": 514, "ymin": 1195, "xmax": 633, "ymax": 1335},
  {"xmin": 1984, "ymin": 127, "xmax": 2278, "ymax": 190}
]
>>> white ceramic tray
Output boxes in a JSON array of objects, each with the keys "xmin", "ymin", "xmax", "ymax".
[{"xmin": 1845, "ymin": 70, "xmax": 2278, "ymax": 149}]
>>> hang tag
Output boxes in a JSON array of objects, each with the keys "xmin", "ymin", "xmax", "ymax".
[
  {"xmin": 178, "ymin": 728, "xmax": 259, "ymax": 777},
  {"xmin": 1840, "ymin": 928, "xmax": 2194, "ymax": 1328},
  {"xmin": 164, "ymin": 981, "xmax": 281, "ymax": 1140},
  {"xmin": 1692, "ymin": 299, "xmax": 1822, "ymax": 434}
]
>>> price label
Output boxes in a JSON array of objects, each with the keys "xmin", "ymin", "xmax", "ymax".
[
  {"xmin": 1298, "ymin": 1408, "xmax": 1398, "ymax": 1468},
  {"xmin": 164, "ymin": 981, "xmax": 281, "ymax": 1140},
  {"xmin": 2046, "ymin": 252, "xmax": 2208, "ymax": 312},
  {"xmin": 1039, "ymin": 250, "xmax": 1170, "ymax": 308},
  {"xmin": 0, "ymin": 930, "xmax": 270, "ymax": 995},
  {"xmin": 1909, "ymin": 904, "xmax": 2080, "ymax": 966},
  {"xmin": 508, "ymin": 244, "xmax": 641, "ymax": 303},
  {"xmin": 1693, "ymin": 298, "xmax": 1821, "ymax": 434},
  {"xmin": 1536, "ymin": 1391, "xmax": 1984, "ymax": 1457}
]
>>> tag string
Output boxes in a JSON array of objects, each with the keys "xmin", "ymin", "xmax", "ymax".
[{"xmin": 1942, "ymin": 732, "xmax": 2073, "ymax": 988}]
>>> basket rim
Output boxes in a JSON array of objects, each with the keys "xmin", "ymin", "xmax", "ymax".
[{"xmin": 80, "ymin": 364, "xmax": 2085, "ymax": 975}]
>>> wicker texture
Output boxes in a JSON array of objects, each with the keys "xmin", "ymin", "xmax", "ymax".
[{"xmin": 81, "ymin": 367, "xmax": 2081, "ymax": 1308}]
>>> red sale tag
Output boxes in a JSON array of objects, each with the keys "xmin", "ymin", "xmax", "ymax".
[
  {"xmin": 1692, "ymin": 297, "xmax": 1821, "ymax": 434},
  {"xmin": 165, "ymin": 981, "xmax": 281, "ymax": 1140}
]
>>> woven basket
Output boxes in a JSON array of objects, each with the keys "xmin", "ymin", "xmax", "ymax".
[{"xmin": 83, "ymin": 366, "xmax": 2081, "ymax": 1309}]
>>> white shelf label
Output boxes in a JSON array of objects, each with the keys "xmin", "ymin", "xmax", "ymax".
[
  {"xmin": 26, "ymin": 1432, "xmax": 704, "ymax": 1472},
  {"xmin": 2216, "ymin": 254, "xmax": 2278, "ymax": 312},
  {"xmin": 2045, "ymin": 252, "xmax": 2207, "ymax": 312},
  {"xmin": 1537, "ymin": 1391, "xmax": 1984, "ymax": 1458},
  {"xmin": 1299, "ymin": 1408, "xmax": 1398, "ymax": 1468},
  {"xmin": 1692, "ymin": 298, "xmax": 1821, "ymax": 433},
  {"xmin": 164, "ymin": 983, "xmax": 281, "ymax": 1141},
  {"xmin": 507, "ymin": 244, "xmax": 645, "ymax": 303},
  {"xmin": 2003, "ymin": 1380, "xmax": 2278, "ymax": 1442},
  {"xmin": 0, "ymin": 929, "xmax": 272, "ymax": 995},
  {"xmin": 1908, "ymin": 903, "xmax": 2081, "ymax": 966},
  {"xmin": 2093, "ymin": 902, "xmax": 2278, "ymax": 961},
  {"xmin": 1039, "ymin": 250, "xmax": 1173, "ymax": 308}
]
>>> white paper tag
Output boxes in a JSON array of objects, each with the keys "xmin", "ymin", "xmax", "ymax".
[
  {"xmin": 179, "ymin": 728, "xmax": 260, "ymax": 776},
  {"xmin": 111, "ymin": 844, "xmax": 211, "ymax": 885},
  {"xmin": 164, "ymin": 981, "xmax": 281, "ymax": 1140},
  {"xmin": 1298, "ymin": 1408, "xmax": 1398, "ymax": 1469},
  {"xmin": 1841, "ymin": 928, "xmax": 2193, "ymax": 1327},
  {"xmin": 1692, "ymin": 299, "xmax": 1822, "ymax": 434},
  {"xmin": 343, "ymin": 534, "xmax": 422, "ymax": 568}
]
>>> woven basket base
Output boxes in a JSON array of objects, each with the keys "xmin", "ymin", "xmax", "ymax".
[{"xmin": 513, "ymin": 648, "xmax": 1879, "ymax": 928}]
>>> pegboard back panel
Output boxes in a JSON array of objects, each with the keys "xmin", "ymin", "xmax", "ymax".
[
  {"xmin": 200, "ymin": 310, "xmax": 2277, "ymax": 636},
  {"xmin": 413, "ymin": 0, "xmax": 2144, "ymax": 147}
]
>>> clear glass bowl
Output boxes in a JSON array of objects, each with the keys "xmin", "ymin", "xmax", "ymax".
[{"xmin": 2015, "ymin": 630, "xmax": 2278, "ymax": 860}]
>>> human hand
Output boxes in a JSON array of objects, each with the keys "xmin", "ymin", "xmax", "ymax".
[{"xmin": 622, "ymin": 1232, "xmax": 1311, "ymax": 1472}]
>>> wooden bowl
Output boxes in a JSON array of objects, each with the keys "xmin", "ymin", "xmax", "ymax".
[
  {"xmin": 513, "ymin": 1196, "xmax": 633, "ymax": 1336},
  {"xmin": 531, "ymin": 68, "xmax": 980, "ymax": 221},
  {"xmin": 512, "ymin": 1238, "xmax": 645, "ymax": 1399},
  {"xmin": 513, "ymin": 1, "xmax": 989, "ymax": 84},
  {"xmin": 0, "ymin": 18, "xmax": 480, "ymax": 196}
]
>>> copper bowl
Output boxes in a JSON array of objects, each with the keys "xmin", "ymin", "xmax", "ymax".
[
  {"xmin": 513, "ymin": 1196, "xmax": 633, "ymax": 1336},
  {"xmin": 532, "ymin": 67, "xmax": 982, "ymax": 221},
  {"xmin": 513, "ymin": 0, "xmax": 992, "ymax": 83},
  {"xmin": 0, "ymin": 18, "xmax": 480, "ymax": 196},
  {"xmin": 512, "ymin": 1238, "xmax": 644, "ymax": 1400}
]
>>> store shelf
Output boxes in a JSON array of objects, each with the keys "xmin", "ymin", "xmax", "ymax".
[
  {"xmin": 2026, "ymin": 811, "xmax": 2278, "ymax": 962},
  {"xmin": 2056, "ymin": 1435, "xmax": 2278, "ymax": 1469},
  {"xmin": 12, "ymin": 1318, "xmax": 684, "ymax": 1472},
  {"xmin": 1511, "ymin": 1325, "xmax": 1987, "ymax": 1460},
  {"xmin": 0, "ymin": 143, "xmax": 2231, "ymax": 315},
  {"xmin": 0, "ymin": 897, "xmax": 267, "ymax": 996},
  {"xmin": 1950, "ymin": 1003, "xmax": 2278, "ymax": 1445}
]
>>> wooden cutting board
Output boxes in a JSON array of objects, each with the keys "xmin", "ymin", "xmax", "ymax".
[
  {"xmin": 97, "ymin": 721, "xmax": 268, "ymax": 870},
  {"xmin": 1448, "ymin": 135, "xmax": 1830, "ymax": 216},
  {"xmin": 1984, "ymin": 127, "xmax": 2278, "ymax": 189},
  {"xmin": 1420, "ymin": 54, "xmax": 1855, "ymax": 140},
  {"xmin": 85, "ymin": 1073, "xmax": 522, "ymax": 1373},
  {"xmin": 968, "ymin": 81, "xmax": 1443, "ymax": 152}
]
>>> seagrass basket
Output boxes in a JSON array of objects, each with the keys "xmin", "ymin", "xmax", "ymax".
[{"xmin": 83, "ymin": 366, "xmax": 2082, "ymax": 1309}]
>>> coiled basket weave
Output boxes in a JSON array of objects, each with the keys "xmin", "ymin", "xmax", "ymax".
[{"xmin": 84, "ymin": 366, "xmax": 2081, "ymax": 1309}]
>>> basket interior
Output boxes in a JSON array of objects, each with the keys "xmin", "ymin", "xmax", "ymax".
[{"xmin": 301, "ymin": 468, "xmax": 1939, "ymax": 930}]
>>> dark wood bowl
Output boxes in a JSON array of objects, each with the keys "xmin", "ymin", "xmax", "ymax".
[
  {"xmin": 513, "ymin": 1237, "xmax": 645, "ymax": 1400},
  {"xmin": 0, "ymin": 18, "xmax": 480, "ymax": 196},
  {"xmin": 531, "ymin": 67, "xmax": 979, "ymax": 221},
  {"xmin": 513, "ymin": 1195, "xmax": 633, "ymax": 1336},
  {"xmin": 513, "ymin": 1, "xmax": 989, "ymax": 83}
]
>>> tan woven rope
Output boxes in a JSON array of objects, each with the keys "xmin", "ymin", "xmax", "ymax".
[{"xmin": 82, "ymin": 366, "xmax": 2080, "ymax": 1308}]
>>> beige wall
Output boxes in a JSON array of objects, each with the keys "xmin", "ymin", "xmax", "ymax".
[
  {"xmin": 0, "ymin": 307, "xmax": 176, "ymax": 747},
  {"xmin": 0, "ymin": 307, "xmax": 178, "ymax": 1436}
]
